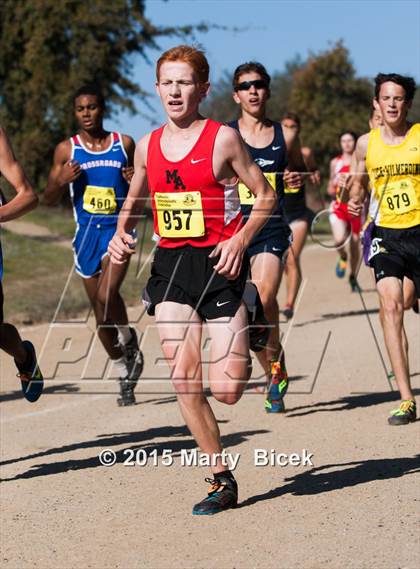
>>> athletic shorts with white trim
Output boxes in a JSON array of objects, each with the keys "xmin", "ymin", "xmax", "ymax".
[
  {"xmin": 72, "ymin": 222, "xmax": 116, "ymax": 278},
  {"xmin": 145, "ymin": 245, "xmax": 250, "ymax": 320},
  {"xmin": 247, "ymin": 227, "xmax": 291, "ymax": 262},
  {"xmin": 369, "ymin": 225, "xmax": 420, "ymax": 297}
]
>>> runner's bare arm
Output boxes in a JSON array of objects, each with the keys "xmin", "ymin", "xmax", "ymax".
[
  {"xmin": 210, "ymin": 126, "xmax": 276, "ymax": 279},
  {"xmin": 121, "ymin": 134, "xmax": 136, "ymax": 183},
  {"xmin": 43, "ymin": 140, "xmax": 79, "ymax": 205},
  {"xmin": 108, "ymin": 135, "xmax": 150, "ymax": 264},
  {"xmin": 0, "ymin": 127, "xmax": 38, "ymax": 222},
  {"xmin": 348, "ymin": 134, "xmax": 370, "ymax": 217},
  {"xmin": 283, "ymin": 130, "xmax": 305, "ymax": 188},
  {"xmin": 302, "ymin": 146, "xmax": 321, "ymax": 185}
]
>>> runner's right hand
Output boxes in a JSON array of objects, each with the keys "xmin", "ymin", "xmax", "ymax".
[
  {"xmin": 57, "ymin": 160, "xmax": 81, "ymax": 185},
  {"xmin": 108, "ymin": 231, "xmax": 136, "ymax": 264},
  {"xmin": 347, "ymin": 197, "xmax": 363, "ymax": 217}
]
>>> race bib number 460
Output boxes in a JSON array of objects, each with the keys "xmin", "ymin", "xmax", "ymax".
[
  {"xmin": 83, "ymin": 185, "xmax": 117, "ymax": 214},
  {"xmin": 380, "ymin": 179, "xmax": 417, "ymax": 215},
  {"xmin": 238, "ymin": 172, "xmax": 277, "ymax": 205},
  {"xmin": 155, "ymin": 191, "xmax": 205, "ymax": 238}
]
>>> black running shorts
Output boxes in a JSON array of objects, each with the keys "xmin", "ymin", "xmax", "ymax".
[
  {"xmin": 145, "ymin": 245, "xmax": 250, "ymax": 320},
  {"xmin": 369, "ymin": 225, "xmax": 420, "ymax": 297}
]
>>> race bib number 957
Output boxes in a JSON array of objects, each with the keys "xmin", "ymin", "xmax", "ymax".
[{"xmin": 155, "ymin": 191, "xmax": 205, "ymax": 238}]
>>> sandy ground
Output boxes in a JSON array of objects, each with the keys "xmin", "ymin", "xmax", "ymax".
[{"xmin": 1, "ymin": 243, "xmax": 419, "ymax": 569}]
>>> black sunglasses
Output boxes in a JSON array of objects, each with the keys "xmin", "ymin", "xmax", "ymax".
[{"xmin": 235, "ymin": 79, "xmax": 268, "ymax": 91}]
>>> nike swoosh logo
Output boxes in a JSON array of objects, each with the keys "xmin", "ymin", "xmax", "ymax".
[
  {"xmin": 191, "ymin": 158, "xmax": 206, "ymax": 164},
  {"xmin": 272, "ymin": 146, "xmax": 281, "ymax": 151},
  {"xmin": 216, "ymin": 300, "xmax": 230, "ymax": 307},
  {"xmin": 272, "ymin": 247, "xmax": 282, "ymax": 251}
]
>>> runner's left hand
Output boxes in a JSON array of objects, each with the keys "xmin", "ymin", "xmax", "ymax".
[
  {"xmin": 283, "ymin": 169, "xmax": 303, "ymax": 188},
  {"xmin": 209, "ymin": 234, "xmax": 247, "ymax": 280}
]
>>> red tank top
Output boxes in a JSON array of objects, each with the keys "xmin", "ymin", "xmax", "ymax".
[{"xmin": 146, "ymin": 119, "xmax": 242, "ymax": 248}]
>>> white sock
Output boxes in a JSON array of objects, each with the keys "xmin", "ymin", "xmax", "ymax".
[
  {"xmin": 117, "ymin": 326, "xmax": 133, "ymax": 346},
  {"xmin": 112, "ymin": 356, "xmax": 129, "ymax": 378}
]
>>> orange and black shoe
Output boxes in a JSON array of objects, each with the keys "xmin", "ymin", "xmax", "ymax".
[
  {"xmin": 192, "ymin": 475, "xmax": 238, "ymax": 515},
  {"xmin": 265, "ymin": 355, "xmax": 288, "ymax": 413},
  {"xmin": 15, "ymin": 341, "xmax": 44, "ymax": 403}
]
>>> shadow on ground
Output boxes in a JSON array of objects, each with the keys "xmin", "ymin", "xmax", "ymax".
[
  {"xmin": 294, "ymin": 307, "xmax": 380, "ymax": 328},
  {"xmin": 285, "ymin": 388, "xmax": 420, "ymax": 418},
  {"xmin": 240, "ymin": 454, "xmax": 420, "ymax": 508},
  {"xmin": 0, "ymin": 383, "xmax": 80, "ymax": 403},
  {"xmin": 0, "ymin": 426, "xmax": 269, "ymax": 481}
]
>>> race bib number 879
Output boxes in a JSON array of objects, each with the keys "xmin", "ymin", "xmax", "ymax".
[
  {"xmin": 380, "ymin": 179, "xmax": 417, "ymax": 215},
  {"xmin": 155, "ymin": 191, "xmax": 205, "ymax": 238}
]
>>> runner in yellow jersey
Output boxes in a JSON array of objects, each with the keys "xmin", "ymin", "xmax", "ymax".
[{"xmin": 349, "ymin": 73, "xmax": 419, "ymax": 426}]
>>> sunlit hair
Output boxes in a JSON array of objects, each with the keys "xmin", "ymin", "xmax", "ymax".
[
  {"xmin": 232, "ymin": 62, "xmax": 271, "ymax": 90},
  {"xmin": 156, "ymin": 45, "xmax": 209, "ymax": 83},
  {"xmin": 282, "ymin": 111, "xmax": 301, "ymax": 130},
  {"xmin": 374, "ymin": 73, "xmax": 416, "ymax": 101},
  {"xmin": 73, "ymin": 83, "xmax": 105, "ymax": 109}
]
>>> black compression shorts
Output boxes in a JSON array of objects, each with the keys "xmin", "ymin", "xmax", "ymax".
[{"xmin": 369, "ymin": 225, "xmax": 420, "ymax": 297}]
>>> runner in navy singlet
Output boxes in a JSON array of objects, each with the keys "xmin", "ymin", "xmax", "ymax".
[{"xmin": 230, "ymin": 62, "xmax": 305, "ymax": 413}]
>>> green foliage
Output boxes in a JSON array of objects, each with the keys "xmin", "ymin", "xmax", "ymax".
[
  {"xmin": 288, "ymin": 42, "xmax": 372, "ymax": 171},
  {"xmin": 203, "ymin": 42, "xmax": 419, "ymax": 179},
  {"xmin": 0, "ymin": 0, "xmax": 210, "ymax": 189}
]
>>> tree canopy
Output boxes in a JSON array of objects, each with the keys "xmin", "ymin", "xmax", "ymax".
[
  {"xmin": 203, "ymin": 42, "xmax": 419, "ymax": 177},
  {"xmin": 0, "ymin": 0, "xmax": 210, "ymax": 188}
]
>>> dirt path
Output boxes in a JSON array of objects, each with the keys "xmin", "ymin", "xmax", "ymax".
[
  {"xmin": 5, "ymin": 220, "xmax": 73, "ymax": 249},
  {"xmin": 1, "ymin": 243, "xmax": 419, "ymax": 569}
]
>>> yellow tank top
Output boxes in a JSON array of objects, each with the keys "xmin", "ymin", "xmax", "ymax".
[{"xmin": 366, "ymin": 123, "xmax": 420, "ymax": 229}]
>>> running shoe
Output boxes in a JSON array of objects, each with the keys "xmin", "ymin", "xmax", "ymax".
[
  {"xmin": 122, "ymin": 327, "xmax": 144, "ymax": 382},
  {"xmin": 14, "ymin": 340, "xmax": 44, "ymax": 403},
  {"xmin": 388, "ymin": 400, "xmax": 416, "ymax": 426},
  {"xmin": 265, "ymin": 356, "xmax": 288, "ymax": 413},
  {"xmin": 117, "ymin": 328, "xmax": 144, "ymax": 407},
  {"xmin": 349, "ymin": 275, "xmax": 362, "ymax": 293},
  {"xmin": 282, "ymin": 305, "xmax": 294, "ymax": 320},
  {"xmin": 335, "ymin": 258, "xmax": 347, "ymax": 278},
  {"xmin": 118, "ymin": 376, "xmax": 136, "ymax": 407},
  {"xmin": 192, "ymin": 476, "xmax": 238, "ymax": 515}
]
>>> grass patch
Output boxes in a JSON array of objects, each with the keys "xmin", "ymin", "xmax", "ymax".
[
  {"xmin": 24, "ymin": 205, "xmax": 76, "ymax": 239},
  {"xmin": 1, "ymin": 228, "xmax": 151, "ymax": 325}
]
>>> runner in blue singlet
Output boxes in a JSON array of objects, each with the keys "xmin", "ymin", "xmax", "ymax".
[{"xmin": 44, "ymin": 84, "xmax": 143, "ymax": 406}]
